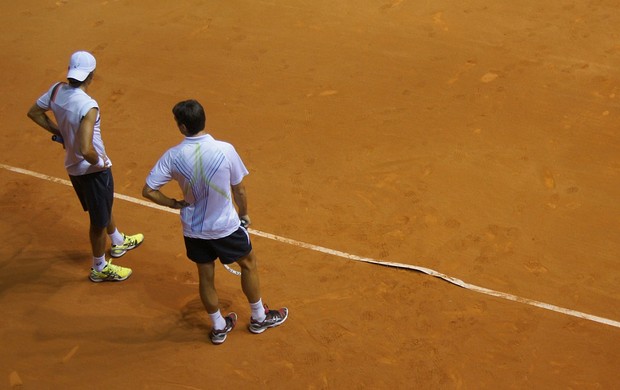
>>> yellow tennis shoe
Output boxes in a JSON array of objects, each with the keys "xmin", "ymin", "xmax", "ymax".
[
  {"xmin": 110, "ymin": 232, "xmax": 144, "ymax": 258},
  {"xmin": 89, "ymin": 260, "xmax": 132, "ymax": 283}
]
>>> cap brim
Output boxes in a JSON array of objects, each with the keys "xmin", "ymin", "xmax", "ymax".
[{"xmin": 67, "ymin": 68, "xmax": 91, "ymax": 81}]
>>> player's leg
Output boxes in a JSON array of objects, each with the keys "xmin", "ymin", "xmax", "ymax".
[
  {"xmin": 196, "ymin": 261, "xmax": 237, "ymax": 344},
  {"xmin": 99, "ymin": 170, "xmax": 143, "ymax": 258},
  {"xmin": 237, "ymin": 251, "xmax": 288, "ymax": 334},
  {"xmin": 89, "ymin": 223, "xmax": 107, "ymax": 258},
  {"xmin": 237, "ymin": 251, "xmax": 261, "ymax": 303},
  {"xmin": 86, "ymin": 171, "xmax": 113, "ymax": 260},
  {"xmin": 70, "ymin": 173, "xmax": 108, "ymax": 268},
  {"xmin": 86, "ymin": 171, "xmax": 132, "ymax": 282},
  {"xmin": 107, "ymin": 211, "xmax": 144, "ymax": 257},
  {"xmin": 196, "ymin": 261, "xmax": 219, "ymax": 313},
  {"xmin": 106, "ymin": 212, "xmax": 118, "ymax": 235}
]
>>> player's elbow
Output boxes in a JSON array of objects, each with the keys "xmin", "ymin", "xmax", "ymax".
[
  {"xmin": 142, "ymin": 184, "xmax": 154, "ymax": 199},
  {"xmin": 27, "ymin": 105, "xmax": 40, "ymax": 120},
  {"xmin": 79, "ymin": 147, "xmax": 92, "ymax": 159}
]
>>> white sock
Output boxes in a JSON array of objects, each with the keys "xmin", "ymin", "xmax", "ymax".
[
  {"xmin": 209, "ymin": 310, "xmax": 226, "ymax": 330},
  {"xmin": 250, "ymin": 299, "xmax": 266, "ymax": 322},
  {"xmin": 93, "ymin": 255, "xmax": 107, "ymax": 271},
  {"xmin": 109, "ymin": 229, "xmax": 124, "ymax": 246}
]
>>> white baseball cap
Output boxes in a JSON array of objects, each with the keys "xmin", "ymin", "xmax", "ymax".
[{"xmin": 67, "ymin": 51, "xmax": 96, "ymax": 81}]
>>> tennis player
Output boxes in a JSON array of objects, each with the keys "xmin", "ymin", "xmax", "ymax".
[
  {"xmin": 142, "ymin": 99, "xmax": 288, "ymax": 345},
  {"xmin": 27, "ymin": 51, "xmax": 144, "ymax": 282}
]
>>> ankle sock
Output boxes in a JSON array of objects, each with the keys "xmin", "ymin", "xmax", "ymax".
[
  {"xmin": 209, "ymin": 310, "xmax": 226, "ymax": 330},
  {"xmin": 109, "ymin": 229, "xmax": 124, "ymax": 246},
  {"xmin": 93, "ymin": 255, "xmax": 107, "ymax": 271},
  {"xmin": 250, "ymin": 299, "xmax": 266, "ymax": 322}
]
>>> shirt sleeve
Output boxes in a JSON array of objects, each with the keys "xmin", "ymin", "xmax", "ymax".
[
  {"xmin": 35, "ymin": 83, "xmax": 58, "ymax": 110},
  {"xmin": 221, "ymin": 143, "xmax": 249, "ymax": 186},
  {"xmin": 146, "ymin": 150, "xmax": 174, "ymax": 190},
  {"xmin": 78, "ymin": 99, "xmax": 98, "ymax": 118}
]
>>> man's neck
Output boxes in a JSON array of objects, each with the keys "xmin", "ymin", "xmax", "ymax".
[{"xmin": 79, "ymin": 78, "xmax": 92, "ymax": 93}]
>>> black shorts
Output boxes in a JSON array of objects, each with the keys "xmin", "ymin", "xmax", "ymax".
[
  {"xmin": 184, "ymin": 227, "xmax": 252, "ymax": 264},
  {"xmin": 69, "ymin": 169, "xmax": 114, "ymax": 228}
]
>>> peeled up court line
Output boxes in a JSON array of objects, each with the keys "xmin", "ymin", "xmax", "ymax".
[{"xmin": 2, "ymin": 162, "xmax": 619, "ymax": 330}]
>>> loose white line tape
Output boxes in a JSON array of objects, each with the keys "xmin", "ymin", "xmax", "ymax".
[{"xmin": 2, "ymin": 162, "xmax": 619, "ymax": 329}]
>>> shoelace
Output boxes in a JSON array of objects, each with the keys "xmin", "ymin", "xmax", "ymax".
[
  {"xmin": 113, "ymin": 236, "xmax": 136, "ymax": 247},
  {"xmin": 125, "ymin": 237, "xmax": 138, "ymax": 245},
  {"xmin": 269, "ymin": 310, "xmax": 284, "ymax": 319},
  {"xmin": 104, "ymin": 262, "xmax": 122, "ymax": 276}
]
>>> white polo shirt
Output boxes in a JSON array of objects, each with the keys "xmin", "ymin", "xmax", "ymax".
[
  {"xmin": 146, "ymin": 134, "xmax": 249, "ymax": 239},
  {"xmin": 37, "ymin": 83, "xmax": 109, "ymax": 176}
]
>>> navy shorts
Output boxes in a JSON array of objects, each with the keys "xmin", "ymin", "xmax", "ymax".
[
  {"xmin": 69, "ymin": 169, "xmax": 114, "ymax": 228},
  {"xmin": 184, "ymin": 227, "xmax": 252, "ymax": 264}
]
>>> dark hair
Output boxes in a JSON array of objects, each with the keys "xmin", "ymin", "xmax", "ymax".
[
  {"xmin": 67, "ymin": 72, "xmax": 94, "ymax": 88},
  {"xmin": 172, "ymin": 100, "xmax": 206, "ymax": 135}
]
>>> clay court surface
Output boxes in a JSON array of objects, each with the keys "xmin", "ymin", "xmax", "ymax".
[{"xmin": 1, "ymin": 1, "xmax": 619, "ymax": 389}]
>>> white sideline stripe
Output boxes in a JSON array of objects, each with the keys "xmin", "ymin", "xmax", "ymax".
[{"xmin": 2, "ymin": 162, "xmax": 619, "ymax": 329}]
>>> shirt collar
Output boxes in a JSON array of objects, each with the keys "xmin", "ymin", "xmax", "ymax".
[{"xmin": 184, "ymin": 133, "xmax": 213, "ymax": 142}]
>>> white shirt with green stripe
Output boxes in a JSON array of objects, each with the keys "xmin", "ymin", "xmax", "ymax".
[{"xmin": 146, "ymin": 134, "xmax": 248, "ymax": 239}]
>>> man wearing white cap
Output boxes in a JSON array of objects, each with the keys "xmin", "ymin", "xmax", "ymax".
[{"xmin": 27, "ymin": 50, "xmax": 144, "ymax": 282}]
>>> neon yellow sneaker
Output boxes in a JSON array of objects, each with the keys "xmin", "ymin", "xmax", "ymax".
[
  {"xmin": 89, "ymin": 260, "xmax": 132, "ymax": 283},
  {"xmin": 110, "ymin": 233, "xmax": 144, "ymax": 258}
]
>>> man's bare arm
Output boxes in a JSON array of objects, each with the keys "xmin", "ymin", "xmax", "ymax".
[
  {"xmin": 232, "ymin": 181, "xmax": 251, "ymax": 226},
  {"xmin": 27, "ymin": 104, "xmax": 61, "ymax": 136},
  {"xmin": 76, "ymin": 108, "xmax": 102, "ymax": 165},
  {"xmin": 142, "ymin": 184, "xmax": 188, "ymax": 209}
]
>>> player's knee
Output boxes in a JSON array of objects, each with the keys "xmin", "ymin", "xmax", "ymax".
[{"xmin": 236, "ymin": 252, "xmax": 257, "ymax": 271}]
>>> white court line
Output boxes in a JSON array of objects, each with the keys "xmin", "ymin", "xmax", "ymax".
[{"xmin": 2, "ymin": 162, "xmax": 619, "ymax": 329}]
